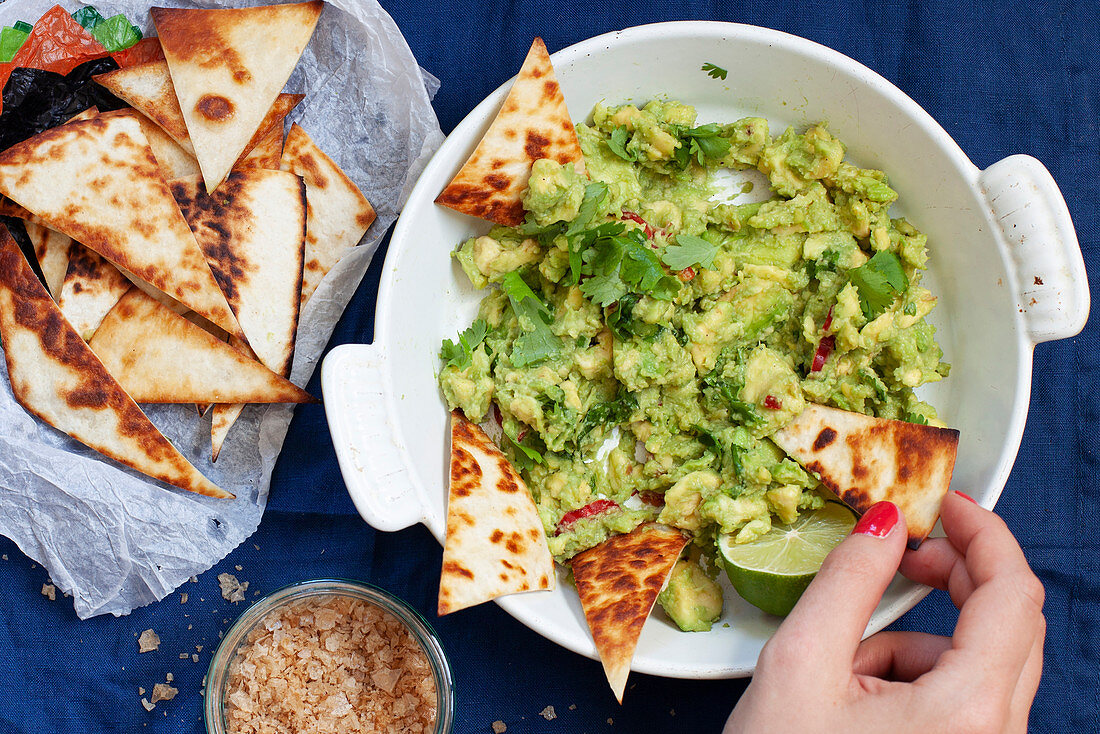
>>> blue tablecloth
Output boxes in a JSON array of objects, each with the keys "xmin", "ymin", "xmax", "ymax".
[{"xmin": 1, "ymin": 1, "xmax": 1097, "ymax": 732}]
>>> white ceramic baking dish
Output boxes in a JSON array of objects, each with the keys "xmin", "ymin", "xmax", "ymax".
[{"xmin": 321, "ymin": 22, "xmax": 1089, "ymax": 678}]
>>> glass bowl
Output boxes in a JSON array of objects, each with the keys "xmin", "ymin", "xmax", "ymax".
[{"xmin": 204, "ymin": 578, "xmax": 454, "ymax": 734}]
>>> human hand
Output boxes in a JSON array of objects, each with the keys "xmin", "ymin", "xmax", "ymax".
[{"xmin": 724, "ymin": 491, "xmax": 1045, "ymax": 734}]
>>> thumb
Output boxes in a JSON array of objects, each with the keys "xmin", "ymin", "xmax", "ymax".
[{"xmin": 768, "ymin": 501, "xmax": 908, "ymax": 680}]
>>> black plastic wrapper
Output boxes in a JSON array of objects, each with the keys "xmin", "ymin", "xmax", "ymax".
[
  {"xmin": 0, "ymin": 56, "xmax": 128, "ymax": 153},
  {"xmin": 0, "ymin": 216, "xmax": 47, "ymax": 287}
]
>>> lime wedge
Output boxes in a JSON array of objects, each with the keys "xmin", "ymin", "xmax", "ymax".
[{"xmin": 718, "ymin": 502, "xmax": 857, "ymax": 617}]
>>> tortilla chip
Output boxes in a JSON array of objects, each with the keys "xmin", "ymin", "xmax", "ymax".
[
  {"xmin": 170, "ymin": 170, "xmax": 305, "ymax": 378},
  {"xmin": 435, "ymin": 37, "xmax": 584, "ymax": 226},
  {"xmin": 151, "ymin": 1, "xmax": 323, "ymax": 191},
  {"xmin": 771, "ymin": 403, "xmax": 960, "ymax": 549},
  {"xmin": 0, "ymin": 112, "xmax": 247, "ymax": 343},
  {"xmin": 57, "ymin": 244, "xmax": 132, "ymax": 341},
  {"xmin": 0, "ymin": 228, "xmax": 230, "ymax": 499},
  {"xmin": 89, "ymin": 288, "xmax": 316, "ymax": 405},
  {"xmin": 210, "ymin": 402, "xmax": 245, "ymax": 462},
  {"xmin": 237, "ymin": 93, "xmax": 302, "ymax": 168},
  {"xmin": 134, "ymin": 112, "xmax": 201, "ymax": 180},
  {"xmin": 0, "ymin": 196, "xmax": 40, "ymax": 225},
  {"xmin": 24, "ymin": 222, "xmax": 72, "ymax": 298},
  {"xmin": 94, "ymin": 59, "xmax": 196, "ymax": 155},
  {"xmin": 438, "ymin": 410, "xmax": 554, "ymax": 616},
  {"xmin": 66, "ymin": 107, "xmax": 99, "ymax": 123},
  {"xmin": 281, "ymin": 123, "xmax": 375, "ymax": 305},
  {"xmin": 570, "ymin": 523, "xmax": 689, "ymax": 703},
  {"xmin": 234, "ymin": 124, "xmax": 284, "ymax": 170}
]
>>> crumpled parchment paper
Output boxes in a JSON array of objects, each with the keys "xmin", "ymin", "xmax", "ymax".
[{"xmin": 0, "ymin": 0, "xmax": 444, "ymax": 618}]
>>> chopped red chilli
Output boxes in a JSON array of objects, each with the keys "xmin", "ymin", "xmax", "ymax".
[
  {"xmin": 763, "ymin": 395, "xmax": 782, "ymax": 410},
  {"xmin": 620, "ymin": 211, "xmax": 655, "ymax": 239},
  {"xmin": 678, "ymin": 266, "xmax": 696, "ymax": 282},
  {"xmin": 557, "ymin": 499, "xmax": 618, "ymax": 534},
  {"xmin": 811, "ymin": 335, "xmax": 835, "ymax": 372}
]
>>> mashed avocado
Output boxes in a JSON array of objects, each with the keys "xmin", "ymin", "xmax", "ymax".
[{"xmin": 439, "ymin": 99, "xmax": 949, "ymax": 629}]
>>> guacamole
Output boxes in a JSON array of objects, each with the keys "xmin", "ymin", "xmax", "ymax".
[{"xmin": 439, "ymin": 99, "xmax": 949, "ymax": 629}]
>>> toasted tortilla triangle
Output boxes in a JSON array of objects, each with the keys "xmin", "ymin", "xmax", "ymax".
[
  {"xmin": 571, "ymin": 523, "xmax": 689, "ymax": 703},
  {"xmin": 771, "ymin": 403, "xmax": 960, "ymax": 549},
  {"xmin": 436, "ymin": 37, "xmax": 584, "ymax": 226},
  {"xmin": 0, "ymin": 228, "xmax": 230, "ymax": 499},
  {"xmin": 0, "ymin": 196, "xmax": 40, "ymax": 225},
  {"xmin": 93, "ymin": 59, "xmax": 196, "ymax": 156},
  {"xmin": 57, "ymin": 243, "xmax": 132, "ymax": 341},
  {"xmin": 0, "ymin": 111, "xmax": 247, "ymax": 343},
  {"xmin": 281, "ymin": 123, "xmax": 375, "ymax": 305},
  {"xmin": 133, "ymin": 111, "xmax": 201, "ymax": 180},
  {"xmin": 151, "ymin": 1, "xmax": 323, "ymax": 191},
  {"xmin": 210, "ymin": 402, "xmax": 246, "ymax": 462},
  {"xmin": 88, "ymin": 288, "xmax": 315, "ymax": 405},
  {"xmin": 24, "ymin": 222, "xmax": 72, "ymax": 298},
  {"xmin": 235, "ymin": 124, "xmax": 284, "ymax": 170},
  {"xmin": 169, "ymin": 170, "xmax": 305, "ymax": 377},
  {"xmin": 237, "ymin": 93, "xmax": 302, "ymax": 168},
  {"xmin": 438, "ymin": 410, "xmax": 554, "ymax": 615}
]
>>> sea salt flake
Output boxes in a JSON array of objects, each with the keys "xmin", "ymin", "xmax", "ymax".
[
  {"xmin": 138, "ymin": 629, "xmax": 160, "ymax": 653},
  {"xmin": 218, "ymin": 573, "xmax": 248, "ymax": 603},
  {"xmin": 151, "ymin": 684, "xmax": 177, "ymax": 703}
]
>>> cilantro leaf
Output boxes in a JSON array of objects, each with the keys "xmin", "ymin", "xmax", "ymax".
[
  {"xmin": 502, "ymin": 418, "xmax": 545, "ymax": 467},
  {"xmin": 701, "ymin": 62, "xmax": 728, "ymax": 80},
  {"xmin": 563, "ymin": 183, "xmax": 612, "ymax": 284},
  {"xmin": 701, "ymin": 371, "xmax": 764, "ymax": 428},
  {"xmin": 500, "ymin": 272, "xmax": 561, "ymax": 367},
  {"xmin": 577, "ymin": 390, "xmax": 638, "ymax": 443},
  {"xmin": 620, "ymin": 233, "xmax": 679, "ymax": 296},
  {"xmin": 580, "ymin": 272, "xmax": 629, "ymax": 307},
  {"xmin": 661, "ymin": 233, "xmax": 719, "ymax": 271},
  {"xmin": 580, "ymin": 228, "xmax": 679, "ymax": 306},
  {"xmin": 606, "ymin": 293, "xmax": 658, "ymax": 341},
  {"xmin": 606, "ymin": 126, "xmax": 637, "ymax": 161},
  {"xmin": 904, "ymin": 411, "xmax": 929, "ymax": 426},
  {"xmin": 669, "ymin": 123, "xmax": 732, "ymax": 169},
  {"xmin": 567, "ymin": 182, "xmax": 610, "ymax": 237},
  {"xmin": 849, "ymin": 251, "xmax": 908, "ymax": 319},
  {"xmin": 440, "ymin": 319, "xmax": 488, "ymax": 369}
]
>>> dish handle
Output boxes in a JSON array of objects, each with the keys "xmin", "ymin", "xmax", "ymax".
[
  {"xmin": 321, "ymin": 343, "xmax": 425, "ymax": 531},
  {"xmin": 979, "ymin": 155, "xmax": 1091, "ymax": 344}
]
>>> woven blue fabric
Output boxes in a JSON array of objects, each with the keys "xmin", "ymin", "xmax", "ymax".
[{"xmin": 0, "ymin": 1, "xmax": 1096, "ymax": 732}]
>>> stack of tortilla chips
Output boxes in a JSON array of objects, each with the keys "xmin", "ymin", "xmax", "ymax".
[{"xmin": 0, "ymin": 1, "xmax": 376, "ymax": 497}]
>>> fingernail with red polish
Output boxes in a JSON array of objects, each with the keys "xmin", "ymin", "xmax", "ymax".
[
  {"xmin": 853, "ymin": 501, "xmax": 899, "ymax": 538},
  {"xmin": 955, "ymin": 491, "xmax": 978, "ymax": 505}
]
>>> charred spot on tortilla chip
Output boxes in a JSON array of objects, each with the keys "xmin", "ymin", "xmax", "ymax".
[
  {"xmin": 497, "ymin": 474, "xmax": 520, "ymax": 494},
  {"xmin": 486, "ymin": 175, "xmax": 510, "ymax": 191},
  {"xmin": 813, "ymin": 426, "xmax": 837, "ymax": 451},
  {"xmin": 442, "ymin": 561, "xmax": 474, "ymax": 580},
  {"xmin": 196, "ymin": 95, "xmax": 235, "ymax": 122},
  {"xmin": 524, "ymin": 132, "xmax": 550, "ymax": 160}
]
